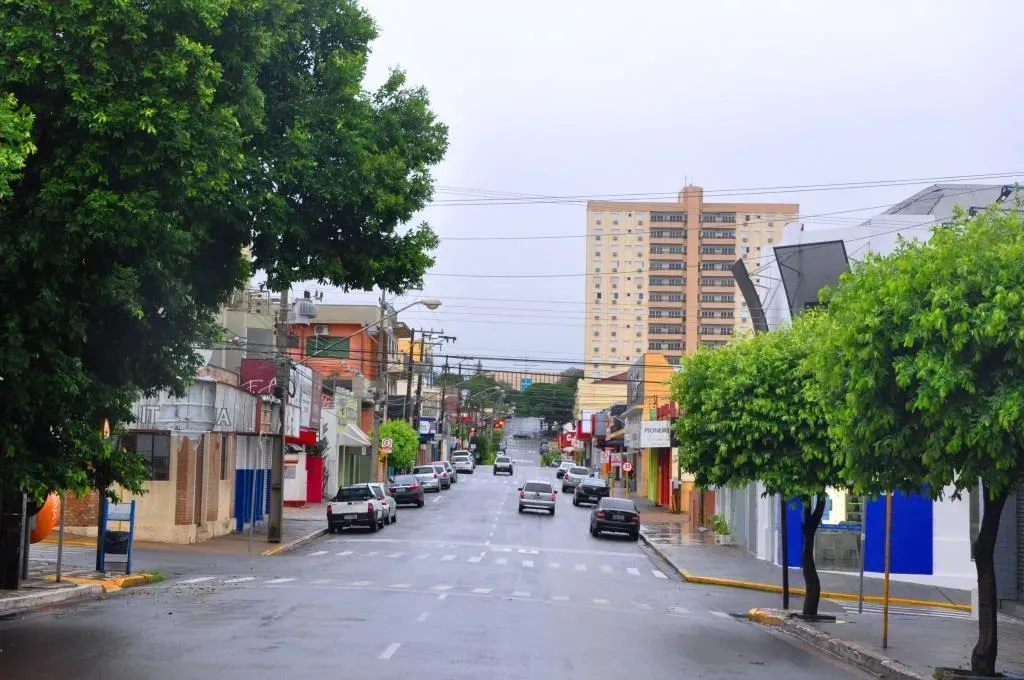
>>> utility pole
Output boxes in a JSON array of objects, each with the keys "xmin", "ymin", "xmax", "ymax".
[
  {"xmin": 403, "ymin": 329, "xmax": 416, "ymax": 422},
  {"xmin": 268, "ymin": 288, "xmax": 289, "ymax": 543},
  {"xmin": 370, "ymin": 291, "xmax": 387, "ymax": 482},
  {"xmin": 439, "ymin": 357, "xmax": 449, "ymax": 459}
]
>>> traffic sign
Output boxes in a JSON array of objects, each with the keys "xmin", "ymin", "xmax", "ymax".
[
  {"xmin": 622, "ymin": 461, "xmax": 634, "ymax": 473},
  {"xmin": 381, "ymin": 438, "xmax": 393, "ymax": 448}
]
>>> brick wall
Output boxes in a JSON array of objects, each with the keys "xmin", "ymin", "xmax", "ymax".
[
  {"xmin": 206, "ymin": 434, "xmax": 222, "ymax": 522},
  {"xmin": 64, "ymin": 491, "xmax": 100, "ymax": 527}
]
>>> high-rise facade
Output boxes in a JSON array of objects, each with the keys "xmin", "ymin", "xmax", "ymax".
[{"xmin": 584, "ymin": 185, "xmax": 798, "ymax": 375}]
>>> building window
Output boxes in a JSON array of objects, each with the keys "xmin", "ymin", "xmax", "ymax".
[
  {"xmin": 307, "ymin": 335, "xmax": 350, "ymax": 359},
  {"xmin": 220, "ymin": 434, "xmax": 230, "ymax": 480},
  {"xmin": 700, "ymin": 229, "xmax": 736, "ymax": 239},
  {"xmin": 700, "ymin": 212, "xmax": 737, "ymax": 224},
  {"xmin": 120, "ymin": 432, "xmax": 171, "ymax": 481}
]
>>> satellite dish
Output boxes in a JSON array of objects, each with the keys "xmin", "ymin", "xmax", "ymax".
[{"xmin": 196, "ymin": 348, "xmax": 213, "ymax": 366}]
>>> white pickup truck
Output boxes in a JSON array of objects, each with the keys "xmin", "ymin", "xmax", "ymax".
[{"xmin": 327, "ymin": 483, "xmax": 385, "ymax": 533}]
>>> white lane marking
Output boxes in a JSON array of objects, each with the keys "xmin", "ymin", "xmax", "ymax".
[
  {"xmin": 310, "ymin": 578, "xmax": 332, "ymax": 585},
  {"xmin": 441, "ymin": 554, "xmax": 456, "ymax": 561},
  {"xmin": 552, "ymin": 595, "xmax": 569, "ymax": 602},
  {"xmin": 549, "ymin": 562, "xmax": 560, "ymax": 569},
  {"xmin": 349, "ymin": 580, "xmax": 372, "ymax": 586},
  {"xmin": 652, "ymin": 569, "xmax": 667, "ymax": 579},
  {"xmin": 574, "ymin": 564, "xmax": 587, "ymax": 572},
  {"xmin": 224, "ymin": 577, "xmax": 256, "ymax": 584},
  {"xmin": 601, "ymin": 565, "xmax": 613, "ymax": 574},
  {"xmin": 179, "ymin": 577, "xmax": 216, "ymax": 584},
  {"xmin": 389, "ymin": 583, "xmax": 411, "ymax": 589},
  {"xmin": 669, "ymin": 606, "xmax": 691, "ymax": 616},
  {"xmin": 431, "ymin": 585, "xmax": 453, "ymax": 591},
  {"xmin": 710, "ymin": 610, "xmax": 730, "ymax": 619},
  {"xmin": 472, "ymin": 588, "xmax": 492, "ymax": 594},
  {"xmin": 432, "ymin": 498, "xmax": 442, "ymax": 504},
  {"xmin": 495, "ymin": 557, "xmax": 508, "ymax": 565},
  {"xmin": 308, "ymin": 550, "xmax": 328, "ymax": 557},
  {"xmin": 437, "ymin": 593, "xmax": 448, "ymax": 600},
  {"xmin": 386, "ymin": 552, "xmax": 404, "ymax": 558},
  {"xmin": 468, "ymin": 556, "xmax": 482, "ymax": 564},
  {"xmin": 626, "ymin": 567, "xmax": 640, "ymax": 576},
  {"xmin": 365, "ymin": 551, "xmax": 379, "ymax": 557},
  {"xmin": 518, "ymin": 548, "xmax": 539, "ymax": 554},
  {"xmin": 522, "ymin": 559, "xmax": 534, "ymax": 568},
  {"xmin": 338, "ymin": 550, "xmax": 354, "ymax": 556},
  {"xmin": 265, "ymin": 578, "xmax": 296, "ymax": 584},
  {"xmin": 632, "ymin": 602, "xmax": 652, "ymax": 610},
  {"xmin": 415, "ymin": 553, "xmax": 430, "ymax": 560},
  {"xmin": 379, "ymin": 642, "xmax": 401, "ymax": 660},
  {"xmin": 593, "ymin": 598, "xmax": 610, "ymax": 606},
  {"xmin": 416, "ymin": 612, "xmax": 429, "ymax": 623},
  {"xmin": 511, "ymin": 591, "xmax": 530, "ymax": 598}
]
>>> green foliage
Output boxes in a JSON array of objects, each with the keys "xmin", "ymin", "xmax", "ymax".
[
  {"xmin": 513, "ymin": 381, "xmax": 574, "ymax": 426},
  {"xmin": 540, "ymin": 451, "xmax": 559, "ymax": 467},
  {"xmin": 708, "ymin": 513, "xmax": 730, "ymax": 535},
  {"xmin": 672, "ymin": 312, "xmax": 841, "ymax": 501},
  {"xmin": 0, "ymin": 0, "xmax": 447, "ymax": 500},
  {"xmin": 473, "ymin": 434, "xmax": 495, "ymax": 465},
  {"xmin": 817, "ymin": 204, "xmax": 1024, "ymax": 501},
  {"xmin": 379, "ymin": 419, "xmax": 418, "ymax": 472}
]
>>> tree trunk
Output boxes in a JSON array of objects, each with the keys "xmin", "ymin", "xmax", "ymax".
[
  {"xmin": 970, "ymin": 491, "xmax": 1007, "ymax": 676},
  {"xmin": 801, "ymin": 495, "xmax": 828, "ymax": 617}
]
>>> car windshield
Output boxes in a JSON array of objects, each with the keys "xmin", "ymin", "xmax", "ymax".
[
  {"xmin": 412, "ymin": 466, "xmax": 434, "ymax": 475},
  {"xmin": 453, "ymin": 455, "xmax": 470, "ymax": 461},
  {"xmin": 583, "ymin": 478, "xmax": 607, "ymax": 487},
  {"xmin": 570, "ymin": 466, "xmax": 589, "ymax": 475},
  {"xmin": 392, "ymin": 475, "xmax": 417, "ymax": 484},
  {"xmin": 335, "ymin": 486, "xmax": 373, "ymax": 502},
  {"xmin": 559, "ymin": 462, "xmax": 572, "ymax": 468},
  {"xmin": 523, "ymin": 482, "xmax": 552, "ymax": 493},
  {"xmin": 600, "ymin": 498, "xmax": 637, "ymax": 512},
  {"xmin": 496, "ymin": 457, "xmax": 511, "ymax": 463}
]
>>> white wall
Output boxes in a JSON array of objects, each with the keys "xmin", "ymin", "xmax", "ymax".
[{"xmin": 283, "ymin": 453, "xmax": 308, "ymax": 503}]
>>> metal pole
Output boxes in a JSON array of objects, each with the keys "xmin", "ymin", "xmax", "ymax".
[
  {"xmin": 56, "ymin": 491, "xmax": 66, "ymax": 583},
  {"xmin": 858, "ymin": 495, "xmax": 868, "ymax": 614},
  {"xmin": 412, "ymin": 337, "xmax": 425, "ymax": 428},
  {"xmin": 267, "ymin": 289, "xmax": 289, "ymax": 543},
  {"xmin": 781, "ymin": 494, "xmax": 790, "ymax": 610},
  {"xmin": 248, "ymin": 438, "xmax": 258, "ymax": 552},
  {"xmin": 439, "ymin": 358, "xmax": 448, "ymax": 461},
  {"xmin": 370, "ymin": 291, "xmax": 386, "ymax": 482},
  {"xmin": 882, "ymin": 491, "xmax": 893, "ymax": 649},
  {"xmin": 404, "ymin": 329, "xmax": 415, "ymax": 423}
]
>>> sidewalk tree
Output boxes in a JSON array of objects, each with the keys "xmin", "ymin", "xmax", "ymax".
[
  {"xmin": 672, "ymin": 313, "xmax": 841, "ymax": 617},
  {"xmin": 816, "ymin": 203, "xmax": 1024, "ymax": 676},
  {"xmin": 379, "ymin": 420, "xmax": 418, "ymax": 472},
  {"xmin": 0, "ymin": 0, "xmax": 446, "ymax": 574}
]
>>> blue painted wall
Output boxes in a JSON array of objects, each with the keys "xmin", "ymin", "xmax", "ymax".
[
  {"xmin": 781, "ymin": 490, "xmax": 933, "ymax": 575},
  {"xmin": 234, "ymin": 469, "xmax": 271, "ymax": 532}
]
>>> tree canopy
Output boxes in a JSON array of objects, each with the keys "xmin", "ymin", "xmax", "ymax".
[
  {"xmin": 380, "ymin": 419, "xmax": 418, "ymax": 472},
  {"xmin": 672, "ymin": 312, "xmax": 841, "ymax": 616},
  {"xmin": 0, "ymin": 0, "xmax": 447, "ymax": 502},
  {"xmin": 815, "ymin": 204, "xmax": 1024, "ymax": 674},
  {"xmin": 513, "ymin": 381, "xmax": 575, "ymax": 426}
]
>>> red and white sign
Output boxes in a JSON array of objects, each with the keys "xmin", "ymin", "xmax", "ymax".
[
  {"xmin": 381, "ymin": 437, "xmax": 393, "ymax": 453},
  {"xmin": 622, "ymin": 461, "xmax": 634, "ymax": 473}
]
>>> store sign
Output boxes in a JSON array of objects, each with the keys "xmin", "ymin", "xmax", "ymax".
[{"xmin": 639, "ymin": 420, "xmax": 671, "ymax": 448}]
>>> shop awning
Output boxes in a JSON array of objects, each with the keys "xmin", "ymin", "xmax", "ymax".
[{"xmin": 338, "ymin": 424, "xmax": 371, "ymax": 448}]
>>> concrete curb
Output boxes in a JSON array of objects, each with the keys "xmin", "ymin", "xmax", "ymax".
[
  {"xmin": 262, "ymin": 526, "xmax": 327, "ymax": 557},
  {"xmin": 747, "ymin": 608, "xmax": 929, "ymax": 680},
  {"xmin": 0, "ymin": 583, "xmax": 103, "ymax": 615},
  {"xmin": 48, "ymin": 572, "xmax": 163, "ymax": 593},
  {"xmin": 638, "ymin": 531, "xmax": 970, "ymax": 611}
]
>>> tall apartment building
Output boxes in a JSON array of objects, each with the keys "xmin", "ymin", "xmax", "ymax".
[{"xmin": 584, "ymin": 185, "xmax": 798, "ymax": 375}]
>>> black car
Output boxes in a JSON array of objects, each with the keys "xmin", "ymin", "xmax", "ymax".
[
  {"xmin": 388, "ymin": 474, "xmax": 426, "ymax": 508},
  {"xmin": 590, "ymin": 497, "xmax": 641, "ymax": 540},
  {"xmin": 573, "ymin": 477, "xmax": 609, "ymax": 506}
]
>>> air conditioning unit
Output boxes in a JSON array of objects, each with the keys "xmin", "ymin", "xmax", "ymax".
[{"xmin": 314, "ymin": 324, "xmax": 330, "ymax": 336}]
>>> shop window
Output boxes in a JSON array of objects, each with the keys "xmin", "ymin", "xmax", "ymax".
[{"xmin": 120, "ymin": 432, "xmax": 171, "ymax": 481}]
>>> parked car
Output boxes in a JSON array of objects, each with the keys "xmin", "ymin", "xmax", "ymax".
[
  {"xmin": 493, "ymin": 455, "xmax": 514, "ymax": 475},
  {"xmin": 388, "ymin": 474, "xmax": 425, "ymax": 508},
  {"xmin": 412, "ymin": 464, "xmax": 442, "ymax": 492},
  {"xmin": 432, "ymin": 463, "xmax": 452, "ymax": 489},
  {"xmin": 518, "ymin": 480, "xmax": 556, "ymax": 515},
  {"xmin": 561, "ymin": 465, "xmax": 590, "ymax": 493},
  {"xmin": 573, "ymin": 477, "xmax": 609, "ymax": 506},
  {"xmin": 369, "ymin": 482, "xmax": 397, "ymax": 524},
  {"xmin": 452, "ymin": 451, "xmax": 475, "ymax": 474},
  {"xmin": 441, "ymin": 460, "xmax": 458, "ymax": 484},
  {"xmin": 326, "ymin": 483, "xmax": 385, "ymax": 533},
  {"xmin": 590, "ymin": 497, "xmax": 640, "ymax": 540},
  {"xmin": 556, "ymin": 461, "xmax": 573, "ymax": 479}
]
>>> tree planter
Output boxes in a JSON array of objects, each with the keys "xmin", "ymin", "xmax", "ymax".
[{"xmin": 715, "ymin": 534, "xmax": 734, "ymax": 546}]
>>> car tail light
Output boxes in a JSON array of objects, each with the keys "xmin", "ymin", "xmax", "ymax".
[
  {"xmin": 520, "ymin": 490, "xmax": 525, "ymax": 499},
  {"xmin": 409, "ymin": 484, "xmax": 420, "ymax": 490},
  {"xmin": 597, "ymin": 511, "xmax": 606, "ymax": 519},
  {"xmin": 550, "ymin": 493, "xmax": 556, "ymax": 501},
  {"xmin": 631, "ymin": 515, "xmax": 640, "ymax": 523},
  {"xmin": 327, "ymin": 506, "xmax": 332, "ymax": 515},
  {"xmin": 433, "ymin": 473, "xmax": 438, "ymax": 478},
  {"xmin": 388, "ymin": 487, "xmax": 397, "ymax": 493}
]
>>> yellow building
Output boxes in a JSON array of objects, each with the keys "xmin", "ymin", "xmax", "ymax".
[
  {"xmin": 574, "ymin": 371, "xmax": 628, "ymax": 421},
  {"xmin": 585, "ymin": 186, "xmax": 798, "ymax": 375}
]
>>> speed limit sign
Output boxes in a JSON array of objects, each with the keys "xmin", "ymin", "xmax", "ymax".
[
  {"xmin": 621, "ymin": 461, "xmax": 634, "ymax": 473},
  {"xmin": 381, "ymin": 437, "xmax": 393, "ymax": 453}
]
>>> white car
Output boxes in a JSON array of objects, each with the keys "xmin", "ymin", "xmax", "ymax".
[
  {"xmin": 451, "ymin": 451, "xmax": 475, "ymax": 474},
  {"xmin": 369, "ymin": 482, "xmax": 398, "ymax": 525}
]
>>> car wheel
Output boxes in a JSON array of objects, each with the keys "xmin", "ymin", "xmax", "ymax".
[
  {"xmin": 572, "ymin": 498, "xmax": 578, "ymax": 506},
  {"xmin": 518, "ymin": 505, "xmax": 524, "ymax": 513},
  {"xmin": 590, "ymin": 524, "xmax": 598, "ymax": 537},
  {"xmin": 493, "ymin": 471, "xmax": 497, "ymax": 476},
  {"xmin": 392, "ymin": 511, "xmax": 398, "ymax": 524},
  {"xmin": 630, "ymin": 530, "xmax": 639, "ymax": 541},
  {"xmin": 550, "ymin": 507, "xmax": 555, "ymax": 516},
  {"xmin": 384, "ymin": 512, "xmax": 391, "ymax": 525},
  {"xmin": 369, "ymin": 517, "xmax": 378, "ymax": 533},
  {"xmin": 417, "ymin": 499, "xmax": 424, "ymax": 508}
]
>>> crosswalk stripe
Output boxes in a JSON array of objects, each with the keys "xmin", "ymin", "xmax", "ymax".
[
  {"xmin": 365, "ymin": 551, "xmax": 379, "ymax": 557},
  {"xmin": 308, "ymin": 550, "xmax": 328, "ymax": 557},
  {"xmin": 472, "ymin": 588, "xmax": 492, "ymax": 594},
  {"xmin": 627, "ymin": 567, "xmax": 640, "ymax": 576},
  {"xmin": 265, "ymin": 578, "xmax": 295, "ymax": 584},
  {"xmin": 495, "ymin": 557, "xmax": 508, "ymax": 565},
  {"xmin": 632, "ymin": 602, "xmax": 652, "ymax": 609},
  {"xmin": 710, "ymin": 611, "xmax": 730, "ymax": 619},
  {"xmin": 575, "ymin": 564, "xmax": 587, "ymax": 572},
  {"xmin": 522, "ymin": 560, "xmax": 534, "ymax": 568},
  {"xmin": 415, "ymin": 553, "xmax": 429, "ymax": 560},
  {"xmin": 601, "ymin": 565, "xmax": 613, "ymax": 574},
  {"xmin": 467, "ymin": 556, "xmax": 482, "ymax": 564},
  {"xmin": 669, "ymin": 606, "xmax": 690, "ymax": 616},
  {"xmin": 338, "ymin": 550, "xmax": 353, "ymax": 556},
  {"xmin": 652, "ymin": 569, "xmax": 667, "ymax": 579},
  {"xmin": 551, "ymin": 595, "xmax": 569, "ymax": 602},
  {"xmin": 179, "ymin": 577, "xmax": 216, "ymax": 584},
  {"xmin": 431, "ymin": 585, "xmax": 453, "ymax": 591},
  {"xmin": 549, "ymin": 562, "xmax": 560, "ymax": 569},
  {"xmin": 593, "ymin": 598, "xmax": 610, "ymax": 605},
  {"xmin": 224, "ymin": 577, "xmax": 256, "ymax": 584},
  {"xmin": 511, "ymin": 590, "xmax": 530, "ymax": 598},
  {"xmin": 386, "ymin": 552, "xmax": 404, "ymax": 558},
  {"xmin": 349, "ymin": 580, "xmax": 371, "ymax": 586},
  {"xmin": 441, "ymin": 554, "xmax": 456, "ymax": 561},
  {"xmin": 310, "ymin": 579, "xmax": 332, "ymax": 585},
  {"xmin": 389, "ymin": 583, "xmax": 411, "ymax": 589}
]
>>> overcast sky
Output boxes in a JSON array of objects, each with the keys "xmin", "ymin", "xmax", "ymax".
[{"xmin": 284, "ymin": 0, "xmax": 1024, "ymax": 376}]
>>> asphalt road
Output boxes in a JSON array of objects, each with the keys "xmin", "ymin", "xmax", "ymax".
[{"xmin": 0, "ymin": 434, "xmax": 868, "ymax": 679}]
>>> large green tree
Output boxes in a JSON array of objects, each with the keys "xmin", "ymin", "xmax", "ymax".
[
  {"xmin": 0, "ymin": 0, "xmax": 446, "ymax": 510},
  {"xmin": 672, "ymin": 313, "xmax": 841, "ymax": 616},
  {"xmin": 513, "ymin": 381, "xmax": 575, "ymax": 428},
  {"xmin": 379, "ymin": 419, "xmax": 418, "ymax": 472},
  {"xmin": 816, "ymin": 204, "xmax": 1024, "ymax": 675}
]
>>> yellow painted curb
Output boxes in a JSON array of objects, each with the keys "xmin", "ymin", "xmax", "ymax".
[
  {"xmin": 262, "ymin": 544, "xmax": 287, "ymax": 557},
  {"xmin": 41, "ymin": 539, "xmax": 96, "ymax": 548},
  {"xmin": 679, "ymin": 570, "xmax": 971, "ymax": 612},
  {"xmin": 748, "ymin": 608, "xmax": 785, "ymax": 626},
  {"xmin": 46, "ymin": 573, "xmax": 160, "ymax": 594}
]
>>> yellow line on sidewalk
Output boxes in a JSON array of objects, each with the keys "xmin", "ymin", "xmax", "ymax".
[
  {"xmin": 45, "ymin": 573, "xmax": 161, "ymax": 593},
  {"xmin": 40, "ymin": 539, "xmax": 96, "ymax": 548},
  {"xmin": 679, "ymin": 570, "xmax": 971, "ymax": 612}
]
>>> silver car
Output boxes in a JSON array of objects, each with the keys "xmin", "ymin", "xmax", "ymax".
[
  {"xmin": 518, "ymin": 480, "xmax": 557, "ymax": 515},
  {"xmin": 441, "ymin": 459, "xmax": 458, "ymax": 484},
  {"xmin": 412, "ymin": 464, "xmax": 442, "ymax": 492},
  {"xmin": 561, "ymin": 465, "xmax": 590, "ymax": 493}
]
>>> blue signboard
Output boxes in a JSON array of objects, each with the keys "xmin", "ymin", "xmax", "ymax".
[{"xmin": 519, "ymin": 378, "xmax": 533, "ymax": 391}]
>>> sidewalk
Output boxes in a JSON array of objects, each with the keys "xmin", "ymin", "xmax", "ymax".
[{"xmin": 0, "ymin": 564, "xmax": 161, "ymax": 617}]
